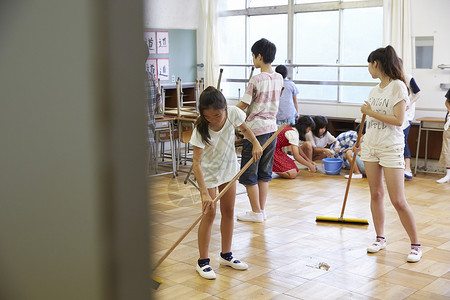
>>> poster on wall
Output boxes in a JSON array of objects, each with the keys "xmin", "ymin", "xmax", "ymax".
[
  {"xmin": 144, "ymin": 31, "xmax": 156, "ymax": 54},
  {"xmin": 157, "ymin": 58, "xmax": 169, "ymax": 81},
  {"xmin": 156, "ymin": 31, "xmax": 169, "ymax": 54},
  {"xmin": 146, "ymin": 59, "xmax": 157, "ymax": 80}
]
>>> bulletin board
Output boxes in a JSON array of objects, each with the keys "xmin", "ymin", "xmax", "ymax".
[{"xmin": 145, "ymin": 28, "xmax": 197, "ymax": 84}]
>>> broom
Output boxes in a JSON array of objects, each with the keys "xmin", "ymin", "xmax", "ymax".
[
  {"xmin": 151, "ymin": 124, "xmax": 287, "ymax": 288},
  {"xmin": 315, "ymin": 114, "xmax": 369, "ymax": 225}
]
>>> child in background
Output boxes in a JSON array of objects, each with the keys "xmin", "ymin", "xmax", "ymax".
[
  {"xmin": 400, "ymin": 58, "xmax": 421, "ymax": 179},
  {"xmin": 273, "ymin": 116, "xmax": 317, "ymax": 178},
  {"xmin": 358, "ymin": 45, "xmax": 421, "ymax": 262},
  {"xmin": 343, "ymin": 123, "xmax": 366, "ymax": 179},
  {"xmin": 236, "ymin": 38, "xmax": 283, "ymax": 222},
  {"xmin": 190, "ymin": 87, "xmax": 262, "ymax": 279},
  {"xmin": 330, "ymin": 128, "xmax": 365, "ymax": 178},
  {"xmin": 275, "ymin": 65, "xmax": 299, "ymax": 126},
  {"xmin": 330, "ymin": 129, "xmax": 358, "ymax": 169},
  {"xmin": 305, "ymin": 115, "xmax": 336, "ymax": 161},
  {"xmin": 436, "ymin": 89, "xmax": 450, "ymax": 183}
]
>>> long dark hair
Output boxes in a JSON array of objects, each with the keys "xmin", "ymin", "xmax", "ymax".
[
  {"xmin": 312, "ymin": 115, "xmax": 328, "ymax": 138},
  {"xmin": 367, "ymin": 45, "xmax": 407, "ymax": 87},
  {"xmin": 195, "ymin": 86, "xmax": 227, "ymax": 145},
  {"xmin": 294, "ymin": 115, "xmax": 315, "ymax": 141}
]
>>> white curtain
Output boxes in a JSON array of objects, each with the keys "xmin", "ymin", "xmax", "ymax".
[
  {"xmin": 383, "ymin": 0, "xmax": 412, "ymax": 74},
  {"xmin": 201, "ymin": 0, "xmax": 220, "ymax": 88}
]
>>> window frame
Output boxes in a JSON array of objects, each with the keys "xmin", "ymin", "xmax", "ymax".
[{"xmin": 218, "ymin": 0, "xmax": 383, "ymax": 103}]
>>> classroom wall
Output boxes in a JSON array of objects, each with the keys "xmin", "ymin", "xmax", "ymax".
[
  {"xmin": 410, "ymin": 0, "xmax": 450, "ymax": 118},
  {"xmin": 144, "ymin": 0, "xmax": 200, "ymax": 30},
  {"xmin": 144, "ymin": 0, "xmax": 204, "ymax": 83}
]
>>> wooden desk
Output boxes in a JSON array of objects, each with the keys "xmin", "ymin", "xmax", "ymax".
[{"xmin": 414, "ymin": 117, "xmax": 445, "ymax": 175}]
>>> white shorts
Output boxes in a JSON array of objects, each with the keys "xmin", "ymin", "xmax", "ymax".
[{"xmin": 361, "ymin": 145, "xmax": 405, "ymax": 169}]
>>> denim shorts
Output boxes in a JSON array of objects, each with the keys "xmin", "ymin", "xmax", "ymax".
[
  {"xmin": 361, "ymin": 145, "xmax": 405, "ymax": 169},
  {"xmin": 239, "ymin": 132, "xmax": 277, "ymax": 186}
]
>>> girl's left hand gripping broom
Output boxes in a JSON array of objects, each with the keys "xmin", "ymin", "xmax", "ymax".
[
  {"xmin": 315, "ymin": 114, "xmax": 369, "ymax": 225},
  {"xmin": 151, "ymin": 123, "xmax": 287, "ymax": 289}
]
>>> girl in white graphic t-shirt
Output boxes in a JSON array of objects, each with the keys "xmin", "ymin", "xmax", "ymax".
[
  {"xmin": 356, "ymin": 45, "xmax": 422, "ymax": 263},
  {"xmin": 190, "ymin": 87, "xmax": 262, "ymax": 279}
]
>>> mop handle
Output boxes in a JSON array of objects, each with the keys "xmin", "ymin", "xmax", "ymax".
[
  {"xmin": 339, "ymin": 114, "xmax": 366, "ymax": 219},
  {"xmin": 153, "ymin": 123, "xmax": 287, "ymax": 271}
]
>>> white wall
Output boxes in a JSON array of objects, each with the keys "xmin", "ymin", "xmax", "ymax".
[
  {"xmin": 410, "ymin": 0, "xmax": 450, "ymax": 119},
  {"xmin": 144, "ymin": 0, "xmax": 201, "ymax": 29}
]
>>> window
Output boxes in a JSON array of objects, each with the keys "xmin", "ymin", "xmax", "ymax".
[
  {"xmin": 218, "ymin": 15, "xmax": 246, "ymax": 98},
  {"xmin": 249, "ymin": 0, "xmax": 288, "ymax": 7},
  {"xmin": 218, "ymin": 0, "xmax": 383, "ymax": 103},
  {"xmin": 294, "ymin": 11, "xmax": 339, "ymax": 101},
  {"xmin": 415, "ymin": 36, "xmax": 434, "ymax": 69},
  {"xmin": 248, "ymin": 14, "xmax": 288, "ymax": 64}
]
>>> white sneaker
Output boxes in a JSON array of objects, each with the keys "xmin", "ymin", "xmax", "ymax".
[
  {"xmin": 261, "ymin": 210, "xmax": 267, "ymax": 220},
  {"xmin": 237, "ymin": 211, "xmax": 264, "ymax": 223},
  {"xmin": 345, "ymin": 173, "xmax": 363, "ymax": 179},
  {"xmin": 404, "ymin": 170, "xmax": 413, "ymax": 179},
  {"xmin": 219, "ymin": 256, "xmax": 248, "ymax": 270},
  {"xmin": 407, "ymin": 246, "xmax": 422, "ymax": 263},
  {"xmin": 367, "ymin": 238, "xmax": 386, "ymax": 253},
  {"xmin": 436, "ymin": 176, "xmax": 450, "ymax": 184},
  {"xmin": 196, "ymin": 261, "xmax": 216, "ymax": 280}
]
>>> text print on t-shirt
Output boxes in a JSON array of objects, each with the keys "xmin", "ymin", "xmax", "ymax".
[{"xmin": 367, "ymin": 97, "xmax": 388, "ymax": 130}]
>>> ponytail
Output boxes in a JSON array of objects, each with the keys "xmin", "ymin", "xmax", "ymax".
[
  {"xmin": 195, "ymin": 86, "xmax": 227, "ymax": 145},
  {"xmin": 368, "ymin": 45, "xmax": 408, "ymax": 89}
]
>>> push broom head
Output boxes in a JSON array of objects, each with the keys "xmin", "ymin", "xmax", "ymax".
[
  {"xmin": 151, "ymin": 276, "xmax": 163, "ymax": 290},
  {"xmin": 316, "ymin": 216, "xmax": 369, "ymax": 225}
]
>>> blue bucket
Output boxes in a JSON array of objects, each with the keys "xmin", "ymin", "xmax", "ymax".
[{"xmin": 323, "ymin": 158, "xmax": 344, "ymax": 175}]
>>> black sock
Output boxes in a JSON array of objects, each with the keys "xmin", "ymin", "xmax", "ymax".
[
  {"xmin": 411, "ymin": 243, "xmax": 421, "ymax": 247},
  {"xmin": 220, "ymin": 252, "xmax": 233, "ymax": 261},
  {"xmin": 376, "ymin": 236, "xmax": 385, "ymax": 240},
  {"xmin": 198, "ymin": 258, "xmax": 210, "ymax": 267}
]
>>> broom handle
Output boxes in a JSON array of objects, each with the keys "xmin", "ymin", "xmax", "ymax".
[
  {"xmin": 153, "ymin": 123, "xmax": 287, "ymax": 271},
  {"xmin": 339, "ymin": 114, "xmax": 366, "ymax": 219},
  {"xmin": 217, "ymin": 68, "xmax": 224, "ymax": 90}
]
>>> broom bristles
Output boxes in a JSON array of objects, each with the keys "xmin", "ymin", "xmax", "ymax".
[{"xmin": 316, "ymin": 216, "xmax": 369, "ymax": 225}]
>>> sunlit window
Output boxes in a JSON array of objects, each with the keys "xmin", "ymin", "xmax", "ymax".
[
  {"xmin": 249, "ymin": 0, "xmax": 288, "ymax": 7},
  {"xmin": 248, "ymin": 14, "xmax": 288, "ymax": 64},
  {"xmin": 218, "ymin": 15, "xmax": 246, "ymax": 99},
  {"xmin": 218, "ymin": 0, "xmax": 383, "ymax": 103}
]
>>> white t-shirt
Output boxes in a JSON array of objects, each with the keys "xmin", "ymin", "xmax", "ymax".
[
  {"xmin": 190, "ymin": 106, "xmax": 246, "ymax": 188},
  {"xmin": 305, "ymin": 131, "xmax": 336, "ymax": 148},
  {"xmin": 285, "ymin": 128, "xmax": 300, "ymax": 146},
  {"xmin": 362, "ymin": 79, "xmax": 409, "ymax": 150}
]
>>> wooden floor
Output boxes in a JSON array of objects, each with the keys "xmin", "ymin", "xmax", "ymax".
[{"xmin": 150, "ymin": 165, "xmax": 450, "ymax": 300}]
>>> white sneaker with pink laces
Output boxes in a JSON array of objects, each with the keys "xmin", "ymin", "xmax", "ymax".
[
  {"xmin": 407, "ymin": 246, "xmax": 422, "ymax": 263},
  {"xmin": 367, "ymin": 237, "xmax": 386, "ymax": 253}
]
